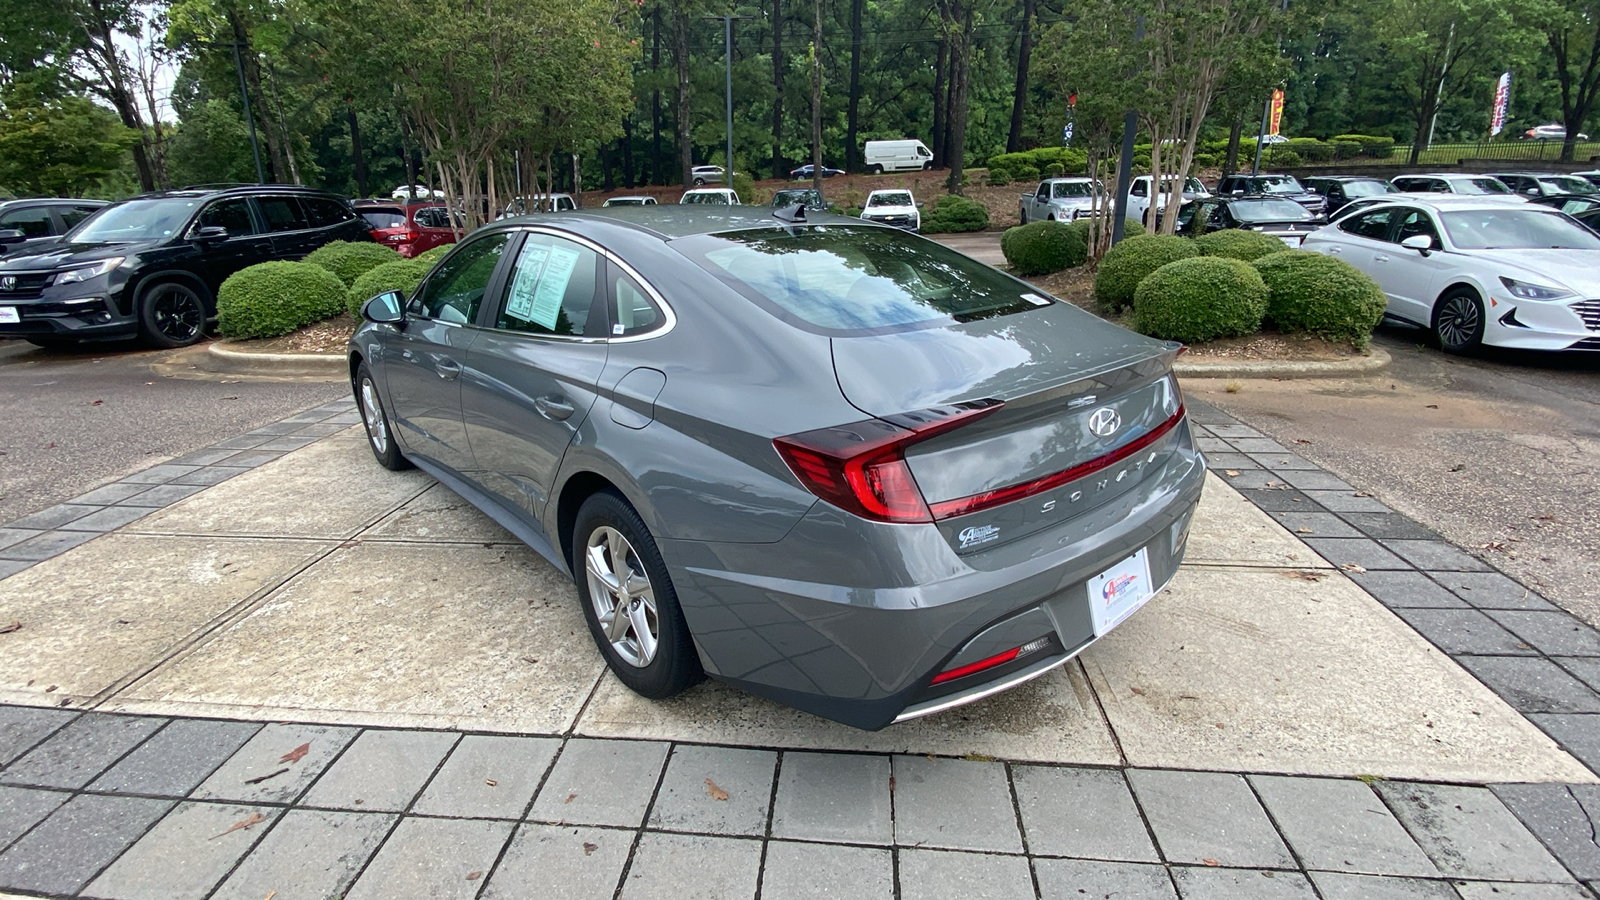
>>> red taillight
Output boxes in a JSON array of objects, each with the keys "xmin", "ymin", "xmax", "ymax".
[
  {"xmin": 773, "ymin": 400, "xmax": 1004, "ymax": 524},
  {"xmin": 930, "ymin": 647, "xmax": 1021, "ymax": 685}
]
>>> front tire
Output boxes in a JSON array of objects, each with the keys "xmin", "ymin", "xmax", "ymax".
[
  {"xmin": 572, "ymin": 490, "xmax": 702, "ymax": 699},
  {"xmin": 693, "ymin": 177, "xmax": 706, "ymax": 186},
  {"xmin": 137, "ymin": 281, "xmax": 207, "ymax": 349},
  {"xmin": 1019, "ymin": 206, "xmax": 1028, "ymax": 224},
  {"xmin": 355, "ymin": 362, "xmax": 412, "ymax": 470},
  {"xmin": 868, "ymin": 164, "xmax": 883, "ymax": 175},
  {"xmin": 1432, "ymin": 288, "xmax": 1485, "ymax": 354}
]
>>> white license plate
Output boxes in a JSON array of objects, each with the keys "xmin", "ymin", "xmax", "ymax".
[
  {"xmin": 0, "ymin": 307, "xmax": 18, "ymax": 324},
  {"xmin": 1279, "ymin": 235, "xmax": 1303, "ymax": 247},
  {"xmin": 1088, "ymin": 548, "xmax": 1155, "ymax": 635}
]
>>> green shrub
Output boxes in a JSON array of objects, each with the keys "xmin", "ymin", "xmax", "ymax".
[
  {"xmin": 986, "ymin": 166, "xmax": 1013, "ymax": 186},
  {"xmin": 1133, "ymin": 257, "xmax": 1268, "ymax": 343},
  {"xmin": 1011, "ymin": 163, "xmax": 1040, "ymax": 183},
  {"xmin": 346, "ymin": 258, "xmax": 431, "ymax": 318},
  {"xmin": 1194, "ymin": 229, "xmax": 1291, "ymax": 262},
  {"xmin": 1194, "ymin": 152, "xmax": 1219, "ymax": 169},
  {"xmin": 1284, "ymin": 137, "xmax": 1333, "ymax": 162},
  {"xmin": 1001, "ymin": 221, "xmax": 1088, "ymax": 275},
  {"xmin": 302, "ymin": 240, "xmax": 401, "ymax": 287},
  {"xmin": 920, "ymin": 194, "xmax": 990, "ymax": 234},
  {"xmin": 1252, "ymin": 249, "xmax": 1387, "ymax": 349},
  {"xmin": 218, "ymin": 261, "xmax": 348, "ymax": 339},
  {"xmin": 1331, "ymin": 140, "xmax": 1362, "ymax": 160},
  {"xmin": 414, "ymin": 243, "xmax": 454, "ymax": 264},
  {"xmin": 1063, "ymin": 217, "xmax": 1144, "ymax": 253},
  {"xmin": 1332, "ymin": 134, "xmax": 1397, "ymax": 159},
  {"xmin": 1093, "ymin": 234, "xmax": 1198, "ymax": 309},
  {"xmin": 731, "ymin": 169, "xmax": 756, "ymax": 202},
  {"xmin": 1267, "ymin": 148, "xmax": 1303, "ymax": 167}
]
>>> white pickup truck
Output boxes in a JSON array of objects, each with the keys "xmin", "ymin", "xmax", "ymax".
[
  {"xmin": 1124, "ymin": 174, "xmax": 1211, "ymax": 224},
  {"xmin": 1018, "ymin": 178, "xmax": 1106, "ymax": 223}
]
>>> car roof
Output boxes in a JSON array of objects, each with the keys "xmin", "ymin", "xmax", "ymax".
[
  {"xmin": 1311, "ymin": 175, "xmax": 1389, "ymax": 182},
  {"xmin": 128, "ymin": 185, "xmax": 351, "ymax": 201},
  {"xmin": 472, "ymin": 206, "xmax": 865, "ymax": 241},
  {"xmin": 1395, "ymin": 173, "xmax": 1500, "ymax": 181},
  {"xmin": 1359, "ymin": 195, "xmax": 1532, "ymax": 210}
]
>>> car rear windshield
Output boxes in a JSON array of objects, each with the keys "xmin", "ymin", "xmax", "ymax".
[
  {"xmin": 1542, "ymin": 176, "xmax": 1598, "ymax": 195},
  {"xmin": 1244, "ymin": 175, "xmax": 1303, "ymax": 193},
  {"xmin": 1232, "ymin": 198, "xmax": 1312, "ymax": 222},
  {"xmin": 1440, "ymin": 208, "xmax": 1600, "ymax": 250},
  {"xmin": 1343, "ymin": 181, "xmax": 1394, "ymax": 198},
  {"xmin": 677, "ymin": 225, "xmax": 1040, "ymax": 335},
  {"xmin": 1460, "ymin": 178, "xmax": 1512, "ymax": 194},
  {"xmin": 683, "ymin": 192, "xmax": 730, "ymax": 205},
  {"xmin": 360, "ymin": 209, "xmax": 406, "ymax": 229},
  {"xmin": 67, "ymin": 197, "xmax": 201, "ymax": 242}
]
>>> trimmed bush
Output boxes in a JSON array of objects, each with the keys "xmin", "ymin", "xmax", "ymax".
[
  {"xmin": 1333, "ymin": 134, "xmax": 1397, "ymax": 158},
  {"xmin": 1001, "ymin": 221, "xmax": 1088, "ymax": 275},
  {"xmin": 1132, "ymin": 257, "xmax": 1268, "ymax": 343},
  {"xmin": 414, "ymin": 243, "xmax": 455, "ymax": 264},
  {"xmin": 1267, "ymin": 148, "xmax": 1303, "ymax": 167},
  {"xmin": 920, "ymin": 194, "xmax": 990, "ymax": 234},
  {"xmin": 218, "ymin": 261, "xmax": 348, "ymax": 339},
  {"xmin": 1252, "ymin": 249, "xmax": 1387, "ymax": 349},
  {"xmin": 303, "ymin": 240, "xmax": 401, "ymax": 287},
  {"xmin": 1010, "ymin": 163, "xmax": 1040, "ymax": 183},
  {"xmin": 1284, "ymin": 137, "xmax": 1334, "ymax": 162},
  {"xmin": 986, "ymin": 166, "xmax": 1013, "ymax": 186},
  {"xmin": 1331, "ymin": 140, "xmax": 1362, "ymax": 160},
  {"xmin": 1193, "ymin": 229, "xmax": 1291, "ymax": 262},
  {"xmin": 346, "ymin": 258, "xmax": 431, "ymax": 318},
  {"xmin": 1093, "ymin": 234, "xmax": 1198, "ymax": 309}
]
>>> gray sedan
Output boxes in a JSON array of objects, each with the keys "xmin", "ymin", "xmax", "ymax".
[{"xmin": 348, "ymin": 207, "xmax": 1205, "ymax": 729}]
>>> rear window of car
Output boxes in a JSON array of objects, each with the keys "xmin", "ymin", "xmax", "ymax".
[
  {"xmin": 676, "ymin": 225, "xmax": 1040, "ymax": 335},
  {"xmin": 360, "ymin": 209, "xmax": 407, "ymax": 229}
]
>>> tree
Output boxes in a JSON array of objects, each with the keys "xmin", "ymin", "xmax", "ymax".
[
  {"xmin": 61, "ymin": 0, "xmax": 171, "ymax": 190},
  {"xmin": 1007, "ymin": 0, "xmax": 1036, "ymax": 153},
  {"xmin": 937, "ymin": 0, "xmax": 976, "ymax": 193},
  {"xmin": 1524, "ymin": 0, "xmax": 1600, "ymax": 160},
  {"xmin": 0, "ymin": 76, "xmax": 139, "ymax": 196}
]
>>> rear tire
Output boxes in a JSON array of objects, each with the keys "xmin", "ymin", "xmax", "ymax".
[
  {"xmin": 1432, "ymin": 287, "xmax": 1485, "ymax": 354},
  {"xmin": 1018, "ymin": 207, "xmax": 1028, "ymax": 224},
  {"xmin": 572, "ymin": 490, "xmax": 702, "ymax": 699},
  {"xmin": 868, "ymin": 164, "xmax": 883, "ymax": 175},
  {"xmin": 923, "ymin": 161, "xmax": 934, "ymax": 171},
  {"xmin": 136, "ymin": 281, "xmax": 207, "ymax": 349},
  {"xmin": 355, "ymin": 362, "xmax": 412, "ymax": 471},
  {"xmin": 693, "ymin": 177, "xmax": 706, "ymax": 186}
]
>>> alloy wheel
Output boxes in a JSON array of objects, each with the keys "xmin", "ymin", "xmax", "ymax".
[
  {"xmin": 1436, "ymin": 294, "xmax": 1481, "ymax": 349},
  {"xmin": 151, "ymin": 287, "xmax": 203, "ymax": 343},
  {"xmin": 360, "ymin": 377, "xmax": 388, "ymax": 455},
  {"xmin": 585, "ymin": 525, "xmax": 659, "ymax": 667}
]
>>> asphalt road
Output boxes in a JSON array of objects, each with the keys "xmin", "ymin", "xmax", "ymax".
[
  {"xmin": 0, "ymin": 339, "xmax": 344, "ymax": 524},
  {"xmin": 1187, "ymin": 325, "xmax": 1600, "ymax": 626}
]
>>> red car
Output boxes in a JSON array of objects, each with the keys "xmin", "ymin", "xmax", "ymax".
[{"xmin": 354, "ymin": 201, "xmax": 458, "ymax": 258}]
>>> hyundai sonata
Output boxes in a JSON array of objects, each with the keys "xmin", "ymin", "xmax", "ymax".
[{"xmin": 348, "ymin": 207, "xmax": 1205, "ymax": 728}]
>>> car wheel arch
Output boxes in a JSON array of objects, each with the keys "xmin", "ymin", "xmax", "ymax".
[
  {"xmin": 1435, "ymin": 280, "xmax": 1485, "ymax": 310},
  {"xmin": 131, "ymin": 269, "xmax": 214, "ymax": 317},
  {"xmin": 555, "ymin": 469, "xmax": 646, "ymax": 572}
]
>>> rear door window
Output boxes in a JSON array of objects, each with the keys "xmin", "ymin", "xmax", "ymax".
[
  {"xmin": 1394, "ymin": 208, "xmax": 1439, "ymax": 244},
  {"xmin": 1338, "ymin": 208, "xmax": 1395, "ymax": 241},
  {"xmin": 257, "ymin": 196, "xmax": 310, "ymax": 232},
  {"xmin": 493, "ymin": 233, "xmax": 601, "ymax": 336},
  {"xmin": 63, "ymin": 205, "xmax": 101, "ymax": 228},
  {"xmin": 197, "ymin": 198, "xmax": 257, "ymax": 235},
  {"xmin": 414, "ymin": 207, "xmax": 453, "ymax": 229},
  {"xmin": 302, "ymin": 196, "xmax": 355, "ymax": 227},
  {"xmin": 415, "ymin": 232, "xmax": 510, "ymax": 324},
  {"xmin": 0, "ymin": 207, "xmax": 54, "ymax": 237}
]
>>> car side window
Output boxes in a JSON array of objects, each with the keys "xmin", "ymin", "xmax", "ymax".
[
  {"xmin": 0, "ymin": 207, "xmax": 53, "ymax": 237},
  {"xmin": 1339, "ymin": 208, "xmax": 1394, "ymax": 241},
  {"xmin": 257, "ymin": 197, "xmax": 310, "ymax": 232},
  {"xmin": 1131, "ymin": 181, "xmax": 1147, "ymax": 197},
  {"xmin": 63, "ymin": 205, "xmax": 101, "ymax": 228},
  {"xmin": 1394, "ymin": 208, "xmax": 1438, "ymax": 243},
  {"xmin": 414, "ymin": 207, "xmax": 451, "ymax": 229},
  {"xmin": 1429, "ymin": 179, "xmax": 1450, "ymax": 193},
  {"xmin": 196, "ymin": 199, "xmax": 257, "ymax": 236},
  {"xmin": 301, "ymin": 197, "xmax": 355, "ymax": 227},
  {"xmin": 611, "ymin": 269, "xmax": 664, "ymax": 337},
  {"xmin": 415, "ymin": 232, "xmax": 510, "ymax": 324},
  {"xmin": 493, "ymin": 234, "xmax": 599, "ymax": 336}
]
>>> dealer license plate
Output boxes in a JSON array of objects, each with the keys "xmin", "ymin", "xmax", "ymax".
[
  {"xmin": 0, "ymin": 307, "xmax": 18, "ymax": 324},
  {"xmin": 1279, "ymin": 235, "xmax": 1303, "ymax": 247},
  {"xmin": 1088, "ymin": 548, "xmax": 1155, "ymax": 635}
]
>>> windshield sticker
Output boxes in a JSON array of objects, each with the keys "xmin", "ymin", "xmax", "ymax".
[
  {"xmin": 528, "ymin": 244, "xmax": 582, "ymax": 330},
  {"xmin": 505, "ymin": 243, "xmax": 550, "ymax": 323}
]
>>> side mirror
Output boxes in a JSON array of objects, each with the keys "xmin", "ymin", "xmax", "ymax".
[
  {"xmin": 1400, "ymin": 234, "xmax": 1434, "ymax": 254},
  {"xmin": 361, "ymin": 290, "xmax": 406, "ymax": 325},
  {"xmin": 193, "ymin": 225, "xmax": 228, "ymax": 242},
  {"xmin": 917, "ymin": 201, "xmax": 926, "ymax": 208},
  {"xmin": 0, "ymin": 229, "xmax": 24, "ymax": 245}
]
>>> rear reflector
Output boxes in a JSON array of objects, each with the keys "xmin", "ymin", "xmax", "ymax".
[
  {"xmin": 930, "ymin": 636, "xmax": 1052, "ymax": 685},
  {"xmin": 927, "ymin": 403, "xmax": 1186, "ymax": 520},
  {"xmin": 774, "ymin": 400, "xmax": 1004, "ymax": 524}
]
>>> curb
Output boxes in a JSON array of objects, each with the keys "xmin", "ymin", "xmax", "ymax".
[
  {"xmin": 1174, "ymin": 345, "xmax": 1390, "ymax": 379},
  {"xmin": 206, "ymin": 342, "xmax": 346, "ymax": 377}
]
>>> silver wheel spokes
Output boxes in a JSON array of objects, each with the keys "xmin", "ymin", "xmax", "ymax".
[
  {"xmin": 360, "ymin": 379, "xmax": 388, "ymax": 454},
  {"xmin": 1439, "ymin": 296, "xmax": 1479, "ymax": 348},
  {"xmin": 585, "ymin": 526, "xmax": 659, "ymax": 667}
]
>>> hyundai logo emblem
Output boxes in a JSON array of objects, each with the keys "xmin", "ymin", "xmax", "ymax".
[{"xmin": 1088, "ymin": 407, "xmax": 1121, "ymax": 438}]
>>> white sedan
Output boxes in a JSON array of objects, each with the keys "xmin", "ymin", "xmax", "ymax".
[{"xmin": 1303, "ymin": 195, "xmax": 1600, "ymax": 352}]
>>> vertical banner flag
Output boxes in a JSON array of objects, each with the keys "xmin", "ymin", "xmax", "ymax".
[
  {"xmin": 1063, "ymin": 93, "xmax": 1077, "ymax": 146},
  {"xmin": 1269, "ymin": 89, "xmax": 1285, "ymax": 136},
  {"xmin": 1490, "ymin": 72, "xmax": 1511, "ymax": 136}
]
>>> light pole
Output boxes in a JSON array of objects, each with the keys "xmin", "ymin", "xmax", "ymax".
[
  {"xmin": 705, "ymin": 14, "xmax": 747, "ymax": 188},
  {"xmin": 212, "ymin": 39, "xmax": 264, "ymax": 184}
]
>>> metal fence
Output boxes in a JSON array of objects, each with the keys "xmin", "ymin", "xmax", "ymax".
[{"xmin": 1270, "ymin": 140, "xmax": 1600, "ymax": 168}]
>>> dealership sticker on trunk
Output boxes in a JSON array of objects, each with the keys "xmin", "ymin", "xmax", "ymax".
[
  {"xmin": 0, "ymin": 307, "xmax": 18, "ymax": 324},
  {"xmin": 1088, "ymin": 548, "xmax": 1154, "ymax": 635}
]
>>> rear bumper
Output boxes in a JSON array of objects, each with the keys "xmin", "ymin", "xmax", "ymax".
[{"xmin": 659, "ymin": 420, "xmax": 1206, "ymax": 730}]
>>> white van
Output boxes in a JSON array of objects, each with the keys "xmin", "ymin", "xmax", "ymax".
[{"xmin": 863, "ymin": 139, "xmax": 934, "ymax": 174}]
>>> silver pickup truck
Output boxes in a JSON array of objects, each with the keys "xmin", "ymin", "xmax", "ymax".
[{"xmin": 1018, "ymin": 177, "xmax": 1105, "ymax": 223}]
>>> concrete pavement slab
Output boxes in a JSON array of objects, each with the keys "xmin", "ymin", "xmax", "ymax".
[
  {"xmin": 1528, "ymin": 715, "xmax": 1600, "ymax": 773},
  {"xmin": 1488, "ymin": 610, "xmax": 1600, "ymax": 657},
  {"xmin": 1032, "ymin": 858, "xmax": 1177, "ymax": 899},
  {"xmin": 109, "ymin": 542, "xmax": 603, "ymax": 733},
  {"xmin": 575, "ymin": 664, "xmax": 1120, "ymax": 765},
  {"xmin": 770, "ymin": 751, "xmax": 892, "ymax": 845},
  {"xmin": 1127, "ymin": 769, "xmax": 1294, "ymax": 869},
  {"xmin": 0, "ymin": 794, "xmax": 172, "ymax": 896},
  {"xmin": 1169, "ymin": 866, "xmax": 1317, "ymax": 898},
  {"xmin": 129, "ymin": 431, "xmax": 430, "ymax": 539},
  {"xmin": 1390, "ymin": 608, "xmax": 1535, "ymax": 656},
  {"xmin": 410, "ymin": 734, "xmax": 559, "ymax": 819},
  {"xmin": 1434, "ymin": 571, "xmax": 1558, "ymax": 610},
  {"xmin": 1082, "ymin": 565, "xmax": 1593, "ymax": 782},
  {"xmin": 896, "ymin": 848, "xmax": 1035, "ymax": 900},
  {"xmin": 1376, "ymin": 781, "xmax": 1571, "ymax": 881},
  {"xmin": 1307, "ymin": 872, "xmax": 1459, "ymax": 899},
  {"xmin": 192, "ymin": 722, "xmax": 356, "ymax": 804},
  {"xmin": 87, "ymin": 718, "xmax": 262, "ymax": 796},
  {"xmin": 1184, "ymin": 474, "xmax": 1332, "ymax": 569},
  {"xmin": 1349, "ymin": 570, "xmax": 1469, "ymax": 608},
  {"xmin": 362, "ymin": 482, "xmax": 515, "ymax": 543},
  {"xmin": 481, "ymin": 823, "xmax": 631, "ymax": 900},
  {"xmin": 1248, "ymin": 774, "xmax": 1437, "ymax": 877},
  {"xmin": 341, "ymin": 816, "xmax": 514, "ymax": 900},
  {"xmin": 1491, "ymin": 783, "xmax": 1600, "ymax": 880},
  {"xmin": 0, "ymin": 707, "xmax": 74, "ymax": 766},
  {"xmin": 758, "ymin": 840, "xmax": 894, "ymax": 900},
  {"xmin": 1452, "ymin": 884, "xmax": 1592, "ymax": 899},
  {"xmin": 209, "ymin": 808, "xmax": 394, "ymax": 900},
  {"xmin": 647, "ymin": 744, "xmax": 775, "ymax": 837},
  {"xmin": 82, "ymin": 801, "xmax": 274, "ymax": 900},
  {"xmin": 891, "ymin": 755, "xmax": 1022, "ymax": 853},
  {"xmin": 0, "ymin": 534, "xmax": 330, "ymax": 704},
  {"xmin": 300, "ymin": 728, "xmax": 458, "ymax": 812},
  {"xmin": 527, "ymin": 738, "xmax": 669, "ymax": 827},
  {"xmin": 1, "ymin": 714, "xmax": 165, "ymax": 790},
  {"xmin": 1456, "ymin": 656, "xmax": 1600, "ymax": 714},
  {"xmin": 617, "ymin": 832, "xmax": 762, "ymax": 900},
  {"xmin": 0, "ymin": 787, "xmax": 67, "ymax": 851},
  {"xmin": 1012, "ymin": 765, "xmax": 1158, "ymax": 862}
]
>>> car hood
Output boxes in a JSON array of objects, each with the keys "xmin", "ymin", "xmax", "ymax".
[
  {"xmin": 1464, "ymin": 249, "xmax": 1600, "ymax": 294},
  {"xmin": 0, "ymin": 240, "xmax": 154, "ymax": 272}
]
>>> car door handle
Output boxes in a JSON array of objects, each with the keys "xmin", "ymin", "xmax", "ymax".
[
  {"xmin": 1326, "ymin": 246, "xmax": 1342, "ymax": 254},
  {"xmin": 535, "ymin": 396, "xmax": 576, "ymax": 420},
  {"xmin": 434, "ymin": 358, "xmax": 462, "ymax": 381},
  {"xmin": 1374, "ymin": 254, "xmax": 1390, "ymax": 262}
]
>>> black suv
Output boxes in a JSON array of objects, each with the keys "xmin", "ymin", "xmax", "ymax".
[
  {"xmin": 1215, "ymin": 173, "xmax": 1327, "ymax": 217},
  {"xmin": 1301, "ymin": 175, "xmax": 1397, "ymax": 216},
  {"xmin": 0, "ymin": 198, "xmax": 109, "ymax": 257},
  {"xmin": 0, "ymin": 185, "xmax": 371, "ymax": 348}
]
